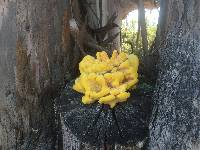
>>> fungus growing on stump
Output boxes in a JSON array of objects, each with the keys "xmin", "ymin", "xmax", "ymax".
[
  {"xmin": 56, "ymin": 51, "xmax": 152, "ymax": 146},
  {"xmin": 73, "ymin": 51, "xmax": 139, "ymax": 108}
]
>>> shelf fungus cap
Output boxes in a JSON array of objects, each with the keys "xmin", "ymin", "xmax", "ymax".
[{"xmin": 73, "ymin": 50, "xmax": 139, "ymax": 108}]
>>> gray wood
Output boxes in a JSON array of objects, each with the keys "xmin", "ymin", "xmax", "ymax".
[{"xmin": 0, "ymin": 0, "xmax": 17, "ymax": 149}]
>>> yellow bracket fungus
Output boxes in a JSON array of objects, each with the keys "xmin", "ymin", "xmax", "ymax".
[{"xmin": 73, "ymin": 50, "xmax": 139, "ymax": 108}]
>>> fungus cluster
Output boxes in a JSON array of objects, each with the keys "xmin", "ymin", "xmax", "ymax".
[{"xmin": 73, "ymin": 50, "xmax": 139, "ymax": 108}]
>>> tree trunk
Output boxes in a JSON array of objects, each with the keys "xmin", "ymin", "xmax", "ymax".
[
  {"xmin": 149, "ymin": 0, "xmax": 200, "ymax": 149},
  {"xmin": 0, "ymin": 0, "xmax": 17, "ymax": 149},
  {"xmin": 138, "ymin": 0, "xmax": 148, "ymax": 54},
  {"xmin": 0, "ymin": 0, "xmax": 75, "ymax": 149}
]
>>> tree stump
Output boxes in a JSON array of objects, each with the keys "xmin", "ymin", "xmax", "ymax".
[{"xmin": 56, "ymin": 82, "xmax": 152, "ymax": 149}]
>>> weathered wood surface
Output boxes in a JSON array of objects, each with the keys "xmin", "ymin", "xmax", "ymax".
[
  {"xmin": 61, "ymin": 120, "xmax": 143, "ymax": 150},
  {"xmin": 149, "ymin": 0, "xmax": 200, "ymax": 149},
  {"xmin": 0, "ymin": 0, "xmax": 74, "ymax": 149},
  {"xmin": 16, "ymin": 0, "xmax": 76, "ymax": 149},
  {"xmin": 56, "ymin": 82, "xmax": 152, "ymax": 150},
  {"xmin": 0, "ymin": 0, "xmax": 17, "ymax": 149}
]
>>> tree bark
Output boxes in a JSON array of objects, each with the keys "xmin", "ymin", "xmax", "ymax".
[
  {"xmin": 149, "ymin": 0, "xmax": 200, "ymax": 149},
  {"xmin": 138, "ymin": 0, "xmax": 148, "ymax": 54},
  {"xmin": 0, "ymin": 0, "xmax": 76, "ymax": 149},
  {"xmin": 0, "ymin": 0, "xmax": 17, "ymax": 149}
]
